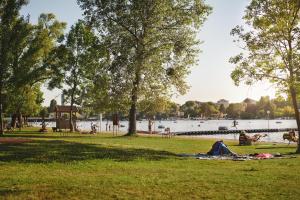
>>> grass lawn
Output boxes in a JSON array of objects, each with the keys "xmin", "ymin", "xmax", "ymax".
[{"xmin": 0, "ymin": 128, "xmax": 299, "ymax": 200}]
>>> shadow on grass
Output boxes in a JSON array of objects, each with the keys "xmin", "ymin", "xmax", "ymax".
[
  {"xmin": 0, "ymin": 139, "xmax": 176, "ymax": 163},
  {"xmin": 0, "ymin": 189, "xmax": 26, "ymax": 197},
  {"xmin": 4, "ymin": 128, "xmax": 42, "ymax": 134},
  {"xmin": 2, "ymin": 134, "xmax": 143, "ymax": 142},
  {"xmin": 232, "ymin": 143, "xmax": 296, "ymax": 147},
  {"xmin": 255, "ymin": 146, "xmax": 296, "ymax": 149},
  {"xmin": 4, "ymin": 134, "xmax": 91, "ymax": 139},
  {"xmin": 255, "ymin": 146, "xmax": 298, "ymax": 155}
]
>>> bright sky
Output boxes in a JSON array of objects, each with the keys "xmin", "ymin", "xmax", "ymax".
[{"xmin": 21, "ymin": 0, "xmax": 276, "ymax": 106}]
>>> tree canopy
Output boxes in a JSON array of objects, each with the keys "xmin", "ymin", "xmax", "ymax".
[
  {"xmin": 78, "ymin": 0, "xmax": 212, "ymax": 135},
  {"xmin": 0, "ymin": 0, "xmax": 29, "ymax": 133},
  {"xmin": 230, "ymin": 0, "xmax": 300, "ymax": 153},
  {"xmin": 0, "ymin": 0, "xmax": 65, "ymax": 133},
  {"xmin": 48, "ymin": 20, "xmax": 105, "ymax": 131}
]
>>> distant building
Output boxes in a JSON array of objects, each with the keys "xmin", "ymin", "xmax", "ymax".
[
  {"xmin": 243, "ymin": 98, "xmax": 256, "ymax": 105},
  {"xmin": 217, "ymin": 99, "xmax": 229, "ymax": 108}
]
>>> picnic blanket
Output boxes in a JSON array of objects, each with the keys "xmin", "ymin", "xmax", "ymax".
[{"xmin": 178, "ymin": 153, "xmax": 296, "ymax": 161}]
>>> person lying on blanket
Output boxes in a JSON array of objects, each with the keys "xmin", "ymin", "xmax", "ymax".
[{"xmin": 207, "ymin": 140, "xmax": 236, "ymax": 156}]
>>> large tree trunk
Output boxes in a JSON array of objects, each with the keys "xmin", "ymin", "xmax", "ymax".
[
  {"xmin": 69, "ymin": 93, "xmax": 75, "ymax": 132},
  {"xmin": 17, "ymin": 112, "xmax": 23, "ymax": 131},
  {"xmin": 290, "ymin": 86, "xmax": 300, "ymax": 153},
  {"xmin": 0, "ymin": 38, "xmax": 4, "ymax": 135},
  {"xmin": 11, "ymin": 113, "xmax": 17, "ymax": 128},
  {"xmin": 127, "ymin": 43, "xmax": 143, "ymax": 136},
  {"xmin": 23, "ymin": 116, "xmax": 28, "ymax": 126},
  {"xmin": 69, "ymin": 76, "xmax": 78, "ymax": 133},
  {"xmin": 128, "ymin": 87, "xmax": 138, "ymax": 135},
  {"xmin": 69, "ymin": 105, "xmax": 74, "ymax": 132},
  {"xmin": 0, "ymin": 92, "xmax": 3, "ymax": 136},
  {"xmin": 128, "ymin": 69, "xmax": 141, "ymax": 136}
]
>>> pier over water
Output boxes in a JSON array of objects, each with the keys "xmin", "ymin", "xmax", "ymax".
[{"xmin": 174, "ymin": 128, "xmax": 298, "ymax": 136}]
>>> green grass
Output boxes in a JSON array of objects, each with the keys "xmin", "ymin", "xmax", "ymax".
[{"xmin": 0, "ymin": 128, "xmax": 299, "ymax": 200}]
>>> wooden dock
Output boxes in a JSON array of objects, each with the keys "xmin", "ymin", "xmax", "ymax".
[{"xmin": 174, "ymin": 128, "xmax": 298, "ymax": 136}]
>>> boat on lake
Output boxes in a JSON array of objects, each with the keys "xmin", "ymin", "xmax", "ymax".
[
  {"xmin": 158, "ymin": 125, "xmax": 165, "ymax": 129},
  {"xmin": 218, "ymin": 126, "xmax": 228, "ymax": 131}
]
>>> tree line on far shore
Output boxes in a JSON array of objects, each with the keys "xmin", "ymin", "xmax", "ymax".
[
  {"xmin": 27, "ymin": 95, "xmax": 294, "ymax": 121},
  {"xmin": 179, "ymin": 96, "xmax": 295, "ymax": 120}
]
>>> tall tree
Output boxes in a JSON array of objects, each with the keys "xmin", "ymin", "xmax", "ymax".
[
  {"xmin": 0, "ymin": 0, "xmax": 65, "ymax": 134},
  {"xmin": 226, "ymin": 103, "xmax": 246, "ymax": 119},
  {"xmin": 49, "ymin": 99, "xmax": 57, "ymax": 113},
  {"xmin": 138, "ymin": 95, "xmax": 172, "ymax": 118},
  {"xmin": 256, "ymin": 96, "xmax": 276, "ymax": 118},
  {"xmin": 0, "ymin": 0, "xmax": 29, "ymax": 134},
  {"xmin": 50, "ymin": 20, "xmax": 104, "ymax": 132},
  {"xmin": 78, "ymin": 0, "xmax": 211, "ymax": 135},
  {"xmin": 180, "ymin": 101, "xmax": 202, "ymax": 118},
  {"xmin": 200, "ymin": 102, "xmax": 219, "ymax": 118},
  {"xmin": 13, "ymin": 13, "xmax": 66, "ymax": 87},
  {"xmin": 9, "ymin": 13, "xmax": 65, "ymax": 128},
  {"xmin": 230, "ymin": 0, "xmax": 300, "ymax": 153},
  {"xmin": 219, "ymin": 104, "xmax": 226, "ymax": 114},
  {"xmin": 6, "ymin": 84, "xmax": 44, "ymax": 128}
]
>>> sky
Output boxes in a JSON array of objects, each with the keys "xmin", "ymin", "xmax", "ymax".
[{"xmin": 21, "ymin": 0, "xmax": 276, "ymax": 106}]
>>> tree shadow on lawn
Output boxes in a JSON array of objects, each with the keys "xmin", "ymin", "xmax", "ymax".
[
  {"xmin": 255, "ymin": 146, "xmax": 296, "ymax": 149},
  {"xmin": 0, "ymin": 188, "xmax": 26, "ymax": 197},
  {"xmin": 5, "ymin": 128, "xmax": 43, "ymax": 134},
  {"xmin": 4, "ymin": 134, "xmax": 93, "ymax": 140},
  {"xmin": 3, "ymin": 133, "xmax": 162, "ymax": 141},
  {"xmin": 255, "ymin": 146, "xmax": 298, "ymax": 155},
  {"xmin": 0, "ymin": 140, "xmax": 177, "ymax": 163}
]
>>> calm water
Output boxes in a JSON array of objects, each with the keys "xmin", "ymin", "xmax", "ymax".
[{"xmin": 31, "ymin": 119, "xmax": 298, "ymax": 143}]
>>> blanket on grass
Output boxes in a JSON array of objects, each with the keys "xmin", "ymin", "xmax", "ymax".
[{"xmin": 178, "ymin": 153, "xmax": 297, "ymax": 161}]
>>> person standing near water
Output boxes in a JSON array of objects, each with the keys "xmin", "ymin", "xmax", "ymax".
[
  {"xmin": 232, "ymin": 119, "xmax": 238, "ymax": 140},
  {"xmin": 148, "ymin": 119, "xmax": 153, "ymax": 134},
  {"xmin": 233, "ymin": 119, "xmax": 238, "ymax": 129}
]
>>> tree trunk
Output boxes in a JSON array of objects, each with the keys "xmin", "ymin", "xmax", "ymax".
[
  {"xmin": 24, "ymin": 116, "xmax": 28, "ymax": 126},
  {"xmin": 17, "ymin": 112, "xmax": 23, "ymax": 131},
  {"xmin": 128, "ymin": 87, "xmax": 138, "ymax": 135},
  {"xmin": 0, "ymin": 96, "xmax": 3, "ymax": 136},
  {"xmin": 69, "ymin": 107, "xmax": 74, "ymax": 132},
  {"xmin": 11, "ymin": 114, "xmax": 17, "ymax": 128},
  {"xmin": 127, "ymin": 42, "xmax": 143, "ymax": 136},
  {"xmin": 127, "ymin": 57, "xmax": 142, "ymax": 136},
  {"xmin": 69, "ymin": 96, "xmax": 74, "ymax": 132},
  {"xmin": 23, "ymin": 116, "xmax": 26, "ymax": 126},
  {"xmin": 128, "ymin": 69, "xmax": 141, "ymax": 136},
  {"xmin": 290, "ymin": 86, "xmax": 300, "ymax": 153}
]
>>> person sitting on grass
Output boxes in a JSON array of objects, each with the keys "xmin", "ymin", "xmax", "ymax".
[
  {"xmin": 207, "ymin": 140, "xmax": 236, "ymax": 156},
  {"xmin": 6, "ymin": 123, "xmax": 13, "ymax": 132}
]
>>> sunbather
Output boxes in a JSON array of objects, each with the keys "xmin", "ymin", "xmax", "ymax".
[{"xmin": 207, "ymin": 140, "xmax": 236, "ymax": 156}]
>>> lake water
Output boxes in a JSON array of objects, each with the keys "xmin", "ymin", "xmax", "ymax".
[{"xmin": 31, "ymin": 119, "xmax": 298, "ymax": 143}]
